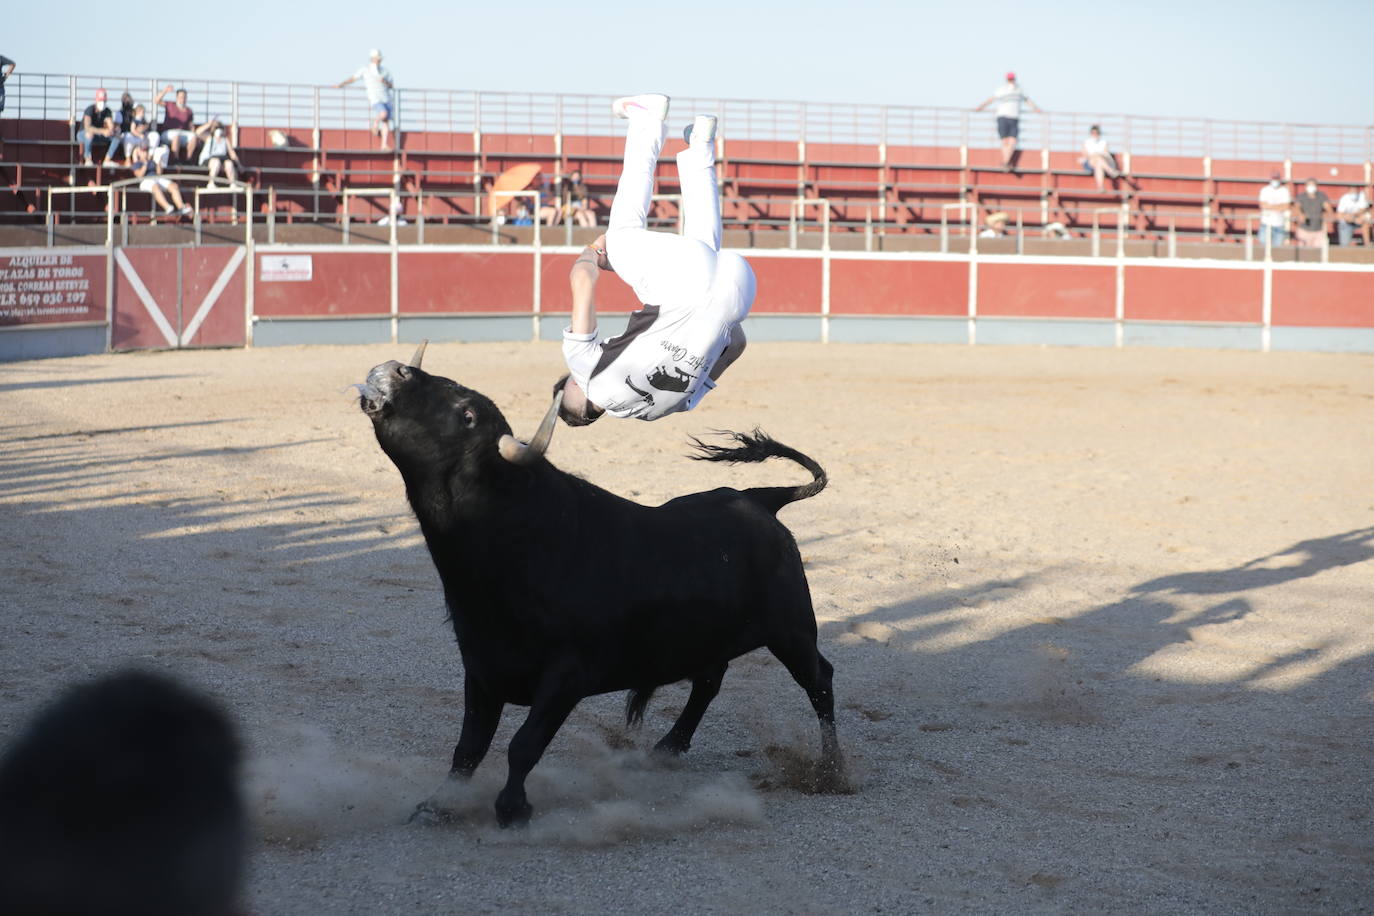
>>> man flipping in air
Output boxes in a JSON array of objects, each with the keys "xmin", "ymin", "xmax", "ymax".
[{"xmin": 555, "ymin": 93, "xmax": 756, "ymax": 425}]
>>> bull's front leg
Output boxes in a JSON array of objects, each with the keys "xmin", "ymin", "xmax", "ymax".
[
  {"xmin": 451, "ymin": 673, "xmax": 503, "ymax": 777},
  {"xmin": 494, "ymin": 678, "xmax": 582, "ymax": 828}
]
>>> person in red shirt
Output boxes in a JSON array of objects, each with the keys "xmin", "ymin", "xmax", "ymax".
[{"xmin": 153, "ymin": 84, "xmax": 198, "ymax": 164}]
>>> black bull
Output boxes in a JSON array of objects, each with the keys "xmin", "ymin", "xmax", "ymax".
[{"xmin": 358, "ymin": 350, "xmax": 843, "ymax": 827}]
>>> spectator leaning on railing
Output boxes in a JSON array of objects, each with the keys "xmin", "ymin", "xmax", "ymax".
[
  {"xmin": 1293, "ymin": 178, "xmax": 1334, "ymax": 248},
  {"xmin": 154, "ymin": 84, "xmax": 198, "ymax": 165},
  {"xmin": 1335, "ymin": 186, "xmax": 1370, "ymax": 247},
  {"xmin": 1258, "ymin": 172, "xmax": 1292, "ymax": 248}
]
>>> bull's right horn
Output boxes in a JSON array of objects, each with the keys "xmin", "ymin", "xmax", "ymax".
[
  {"xmin": 408, "ymin": 339, "xmax": 429, "ymax": 369},
  {"xmin": 498, "ymin": 389, "xmax": 563, "ymax": 465}
]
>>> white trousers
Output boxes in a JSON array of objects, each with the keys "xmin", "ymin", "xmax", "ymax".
[{"xmin": 605, "ymin": 118, "xmax": 755, "ymax": 323}]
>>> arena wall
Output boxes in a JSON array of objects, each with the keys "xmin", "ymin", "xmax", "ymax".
[{"xmin": 3, "ymin": 244, "xmax": 1372, "ymax": 361}]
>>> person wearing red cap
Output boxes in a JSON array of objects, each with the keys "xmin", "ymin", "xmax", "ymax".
[
  {"xmin": 974, "ymin": 72, "xmax": 1041, "ymax": 171},
  {"xmin": 76, "ymin": 88, "xmax": 116, "ymax": 166}
]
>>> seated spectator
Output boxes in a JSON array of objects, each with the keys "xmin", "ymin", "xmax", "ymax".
[
  {"xmin": 111, "ymin": 91, "xmax": 137, "ymax": 157},
  {"xmin": 1335, "ymin": 185, "xmax": 1370, "ymax": 247},
  {"xmin": 562, "ymin": 169, "xmax": 596, "ymax": 227},
  {"xmin": 154, "ymin": 84, "xmax": 198, "ymax": 165},
  {"xmin": 129, "ymin": 146, "xmax": 192, "ymax": 219},
  {"xmin": 509, "ymin": 199, "xmax": 535, "ymax": 226},
  {"xmin": 1258, "ymin": 172, "xmax": 1291, "ymax": 249},
  {"xmin": 539, "ymin": 177, "xmax": 561, "ymax": 226},
  {"xmin": 1080, "ymin": 124, "xmax": 1121, "ymax": 192},
  {"xmin": 75, "ymin": 88, "xmax": 117, "ymax": 166},
  {"xmin": 120, "ymin": 104, "xmax": 152, "ymax": 160},
  {"xmin": 979, "ymin": 210, "xmax": 1010, "ymax": 238},
  {"xmin": 1293, "ymin": 178, "xmax": 1333, "ymax": 248},
  {"xmin": 196, "ymin": 118, "xmax": 240, "ymax": 187}
]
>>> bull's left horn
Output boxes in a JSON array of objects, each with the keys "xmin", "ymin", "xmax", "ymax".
[
  {"xmin": 498, "ymin": 389, "xmax": 564, "ymax": 465},
  {"xmin": 408, "ymin": 339, "xmax": 429, "ymax": 369}
]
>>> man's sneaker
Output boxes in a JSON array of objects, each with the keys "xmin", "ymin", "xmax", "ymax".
[
  {"xmin": 177, "ymin": 206, "xmax": 192, "ymax": 216},
  {"xmin": 612, "ymin": 93, "xmax": 669, "ymax": 122},
  {"xmin": 683, "ymin": 115, "xmax": 717, "ymax": 146}
]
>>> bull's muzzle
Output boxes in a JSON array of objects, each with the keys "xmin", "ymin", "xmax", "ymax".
[{"xmin": 498, "ymin": 389, "xmax": 563, "ymax": 465}]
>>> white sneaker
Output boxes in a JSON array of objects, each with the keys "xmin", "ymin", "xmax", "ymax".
[
  {"xmin": 684, "ymin": 115, "xmax": 717, "ymax": 146},
  {"xmin": 612, "ymin": 93, "xmax": 670, "ymax": 122}
]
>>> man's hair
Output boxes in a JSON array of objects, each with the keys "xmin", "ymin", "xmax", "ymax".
[{"xmin": 553, "ymin": 373, "xmax": 601, "ymax": 427}]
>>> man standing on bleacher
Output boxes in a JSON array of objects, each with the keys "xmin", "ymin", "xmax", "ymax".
[
  {"xmin": 335, "ymin": 50, "xmax": 395, "ymax": 152},
  {"xmin": 974, "ymin": 72, "xmax": 1041, "ymax": 172},
  {"xmin": 552, "ymin": 93, "xmax": 755, "ymax": 426}
]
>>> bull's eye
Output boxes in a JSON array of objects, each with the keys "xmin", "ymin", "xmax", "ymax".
[
  {"xmin": 397, "ymin": 365, "xmax": 412, "ymax": 379},
  {"xmin": 462, "ymin": 408, "xmax": 477, "ymax": 428}
]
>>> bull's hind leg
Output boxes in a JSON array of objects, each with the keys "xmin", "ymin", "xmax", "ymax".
[
  {"xmin": 768, "ymin": 637, "xmax": 846, "ymax": 790},
  {"xmin": 655, "ymin": 662, "xmax": 728, "ymax": 755}
]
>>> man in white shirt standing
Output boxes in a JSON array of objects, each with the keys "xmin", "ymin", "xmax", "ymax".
[
  {"xmin": 1335, "ymin": 185, "xmax": 1370, "ymax": 247},
  {"xmin": 1258, "ymin": 172, "xmax": 1293, "ymax": 250},
  {"xmin": 335, "ymin": 50, "xmax": 395, "ymax": 150},
  {"xmin": 555, "ymin": 93, "xmax": 755, "ymax": 426},
  {"xmin": 974, "ymin": 72, "xmax": 1041, "ymax": 172}
]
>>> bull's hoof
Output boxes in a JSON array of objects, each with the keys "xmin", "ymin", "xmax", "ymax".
[
  {"xmin": 408, "ymin": 800, "xmax": 450, "ymax": 826},
  {"xmin": 494, "ymin": 798, "xmax": 533, "ymax": 829},
  {"xmin": 652, "ymin": 734, "xmax": 690, "ymax": 756}
]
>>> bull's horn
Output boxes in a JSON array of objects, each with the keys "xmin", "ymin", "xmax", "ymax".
[
  {"xmin": 498, "ymin": 389, "xmax": 564, "ymax": 466},
  {"xmin": 408, "ymin": 339, "xmax": 429, "ymax": 369}
]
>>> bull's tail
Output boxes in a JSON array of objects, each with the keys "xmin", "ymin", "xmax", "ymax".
[
  {"xmin": 625, "ymin": 686, "xmax": 656, "ymax": 728},
  {"xmin": 689, "ymin": 429, "xmax": 828, "ymax": 516}
]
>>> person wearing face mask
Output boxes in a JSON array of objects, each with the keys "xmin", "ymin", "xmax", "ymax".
[
  {"xmin": 1335, "ymin": 185, "xmax": 1371, "ymax": 247},
  {"xmin": 1257, "ymin": 171, "xmax": 1292, "ymax": 249},
  {"xmin": 196, "ymin": 118, "xmax": 240, "ymax": 187},
  {"xmin": 1293, "ymin": 178, "xmax": 1333, "ymax": 248}
]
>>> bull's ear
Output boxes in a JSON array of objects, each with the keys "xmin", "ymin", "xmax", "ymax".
[
  {"xmin": 408, "ymin": 339, "xmax": 428, "ymax": 369},
  {"xmin": 499, "ymin": 390, "xmax": 563, "ymax": 465}
]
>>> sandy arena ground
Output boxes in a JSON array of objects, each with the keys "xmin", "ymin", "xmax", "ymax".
[{"xmin": 1, "ymin": 340, "xmax": 1372, "ymax": 913}]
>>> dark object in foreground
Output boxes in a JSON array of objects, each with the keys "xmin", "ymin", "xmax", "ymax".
[
  {"xmin": 358, "ymin": 345, "xmax": 842, "ymax": 827},
  {"xmin": 0, "ymin": 669, "xmax": 246, "ymax": 916}
]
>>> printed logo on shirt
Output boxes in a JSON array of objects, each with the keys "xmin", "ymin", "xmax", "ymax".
[
  {"xmin": 647, "ymin": 365, "xmax": 695, "ymax": 392},
  {"xmin": 624, "ymin": 376, "xmax": 655, "ymax": 405}
]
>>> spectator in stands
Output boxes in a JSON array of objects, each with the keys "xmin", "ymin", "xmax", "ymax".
[
  {"xmin": 1335, "ymin": 185, "xmax": 1371, "ymax": 247},
  {"xmin": 563, "ymin": 169, "xmax": 596, "ymax": 227},
  {"xmin": 1293, "ymin": 178, "xmax": 1333, "ymax": 248},
  {"xmin": 974, "ymin": 72, "xmax": 1040, "ymax": 172},
  {"xmin": 335, "ymin": 49, "xmax": 395, "ymax": 151},
  {"xmin": 979, "ymin": 210, "xmax": 1010, "ymax": 238},
  {"xmin": 1080, "ymin": 125, "xmax": 1121, "ymax": 191},
  {"xmin": 196, "ymin": 118, "xmax": 240, "ymax": 187},
  {"xmin": 1258, "ymin": 172, "xmax": 1292, "ymax": 249},
  {"xmin": 510, "ymin": 199, "xmax": 535, "ymax": 226},
  {"xmin": 129, "ymin": 146, "xmax": 192, "ymax": 219},
  {"xmin": 76, "ymin": 88, "xmax": 117, "ymax": 166},
  {"xmin": 0, "ymin": 53, "xmax": 15, "ymax": 126},
  {"xmin": 154, "ymin": 84, "xmax": 198, "ymax": 165},
  {"xmin": 539, "ymin": 176, "xmax": 562, "ymax": 225}
]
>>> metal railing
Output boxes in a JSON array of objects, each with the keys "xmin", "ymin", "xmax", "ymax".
[{"xmin": 7, "ymin": 73, "xmax": 1373, "ymax": 163}]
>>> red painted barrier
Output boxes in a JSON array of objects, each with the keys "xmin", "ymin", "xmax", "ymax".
[
  {"xmin": 749, "ymin": 258, "xmax": 822, "ymax": 314},
  {"xmin": 978, "ymin": 263, "xmax": 1116, "ymax": 319},
  {"xmin": 830, "ymin": 260, "xmax": 966, "ymax": 316},
  {"xmin": 254, "ymin": 251, "xmax": 389, "ymax": 317},
  {"xmin": 1125, "ymin": 266, "xmax": 1262, "ymax": 323},
  {"xmin": 1272, "ymin": 271, "xmax": 1374, "ymax": 328}
]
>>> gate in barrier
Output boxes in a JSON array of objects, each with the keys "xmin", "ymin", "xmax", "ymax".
[{"xmin": 112, "ymin": 246, "xmax": 247, "ymax": 351}]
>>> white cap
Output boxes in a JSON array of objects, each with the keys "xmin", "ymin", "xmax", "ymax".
[{"xmin": 369, "ymin": 48, "xmax": 382, "ymax": 58}]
